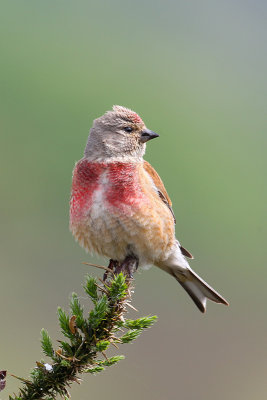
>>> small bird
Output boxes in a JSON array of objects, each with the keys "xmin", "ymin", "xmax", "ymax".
[{"xmin": 70, "ymin": 106, "xmax": 228, "ymax": 312}]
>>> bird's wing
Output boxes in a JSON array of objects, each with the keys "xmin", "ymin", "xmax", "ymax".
[
  {"xmin": 143, "ymin": 160, "xmax": 175, "ymax": 221},
  {"xmin": 143, "ymin": 160, "xmax": 194, "ymax": 259}
]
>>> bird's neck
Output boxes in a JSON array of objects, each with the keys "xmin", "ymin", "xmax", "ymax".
[{"xmin": 83, "ymin": 153, "xmax": 144, "ymax": 163}]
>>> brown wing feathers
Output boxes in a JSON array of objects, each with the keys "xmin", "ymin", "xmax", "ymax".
[
  {"xmin": 143, "ymin": 160, "xmax": 173, "ymax": 207},
  {"xmin": 143, "ymin": 160, "xmax": 194, "ymax": 259}
]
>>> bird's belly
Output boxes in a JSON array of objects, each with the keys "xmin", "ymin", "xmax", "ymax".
[{"xmin": 71, "ymin": 196, "xmax": 175, "ymax": 265}]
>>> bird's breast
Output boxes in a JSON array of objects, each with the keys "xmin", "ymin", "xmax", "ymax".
[{"xmin": 70, "ymin": 159, "xmax": 145, "ymax": 224}]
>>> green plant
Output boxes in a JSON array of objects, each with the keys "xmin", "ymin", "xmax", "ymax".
[{"xmin": 10, "ymin": 269, "xmax": 157, "ymax": 400}]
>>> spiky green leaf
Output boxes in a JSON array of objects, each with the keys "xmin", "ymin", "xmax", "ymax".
[
  {"xmin": 60, "ymin": 360, "xmax": 71, "ymax": 367},
  {"xmin": 40, "ymin": 329, "xmax": 54, "ymax": 357},
  {"xmin": 57, "ymin": 307, "xmax": 74, "ymax": 339},
  {"xmin": 120, "ymin": 329, "xmax": 142, "ymax": 343},
  {"xmin": 59, "ymin": 341, "xmax": 73, "ymax": 356},
  {"xmin": 98, "ymin": 355, "xmax": 125, "ymax": 367},
  {"xmin": 89, "ymin": 295, "xmax": 109, "ymax": 328},
  {"xmin": 70, "ymin": 293, "xmax": 84, "ymax": 329},
  {"xmin": 95, "ymin": 340, "xmax": 110, "ymax": 351},
  {"xmin": 124, "ymin": 316, "xmax": 157, "ymax": 330},
  {"xmin": 84, "ymin": 366, "xmax": 105, "ymax": 374},
  {"xmin": 108, "ymin": 273, "xmax": 127, "ymax": 302},
  {"xmin": 84, "ymin": 276, "xmax": 98, "ymax": 303}
]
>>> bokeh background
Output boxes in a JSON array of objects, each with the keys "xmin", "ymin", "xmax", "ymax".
[{"xmin": 1, "ymin": 1, "xmax": 267, "ymax": 399}]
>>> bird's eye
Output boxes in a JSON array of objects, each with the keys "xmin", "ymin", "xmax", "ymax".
[{"xmin": 124, "ymin": 126, "xmax": 133, "ymax": 133}]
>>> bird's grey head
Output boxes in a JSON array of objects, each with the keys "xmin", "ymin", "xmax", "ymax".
[{"xmin": 84, "ymin": 105, "xmax": 159, "ymax": 162}]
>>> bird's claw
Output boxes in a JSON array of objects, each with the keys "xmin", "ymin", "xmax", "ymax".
[
  {"xmin": 119, "ymin": 255, "xmax": 139, "ymax": 280},
  {"xmin": 103, "ymin": 256, "xmax": 139, "ymax": 281}
]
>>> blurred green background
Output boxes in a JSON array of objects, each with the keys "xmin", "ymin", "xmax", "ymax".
[{"xmin": 1, "ymin": 1, "xmax": 266, "ymax": 399}]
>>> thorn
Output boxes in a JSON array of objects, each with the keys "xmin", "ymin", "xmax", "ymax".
[
  {"xmin": 98, "ymin": 277, "xmax": 108, "ymax": 286},
  {"xmin": 125, "ymin": 302, "xmax": 138, "ymax": 312},
  {"xmin": 10, "ymin": 374, "xmax": 32, "ymax": 384},
  {"xmin": 110, "ymin": 341, "xmax": 119, "ymax": 349},
  {"xmin": 82, "ymin": 262, "xmax": 114, "ymax": 274},
  {"xmin": 109, "ymin": 334, "xmax": 120, "ymax": 341},
  {"xmin": 102, "ymin": 351, "xmax": 108, "ymax": 361},
  {"xmin": 69, "ymin": 377, "xmax": 82, "ymax": 384},
  {"xmin": 56, "ymin": 350, "xmax": 79, "ymax": 362},
  {"xmin": 95, "ymin": 283, "xmax": 109, "ymax": 294}
]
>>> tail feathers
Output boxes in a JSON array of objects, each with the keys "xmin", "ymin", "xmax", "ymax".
[{"xmin": 175, "ymin": 269, "xmax": 229, "ymax": 313}]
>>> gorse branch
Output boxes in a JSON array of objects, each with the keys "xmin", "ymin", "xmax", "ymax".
[{"xmin": 9, "ymin": 271, "xmax": 157, "ymax": 400}]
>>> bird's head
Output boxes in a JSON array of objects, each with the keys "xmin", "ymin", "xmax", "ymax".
[{"xmin": 84, "ymin": 105, "xmax": 159, "ymax": 161}]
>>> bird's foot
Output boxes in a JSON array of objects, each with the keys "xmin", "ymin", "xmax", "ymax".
[
  {"xmin": 103, "ymin": 259, "xmax": 119, "ymax": 281},
  {"xmin": 104, "ymin": 256, "xmax": 139, "ymax": 281},
  {"xmin": 117, "ymin": 255, "xmax": 139, "ymax": 279}
]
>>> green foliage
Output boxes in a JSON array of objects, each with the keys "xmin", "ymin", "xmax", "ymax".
[
  {"xmin": 84, "ymin": 355, "xmax": 125, "ymax": 374},
  {"xmin": 85, "ymin": 366, "xmax": 105, "ymax": 374},
  {"xmin": 10, "ymin": 271, "xmax": 157, "ymax": 400},
  {"xmin": 120, "ymin": 329, "xmax": 143, "ymax": 343},
  {"xmin": 30, "ymin": 367, "xmax": 43, "ymax": 382},
  {"xmin": 57, "ymin": 307, "xmax": 73, "ymax": 339},
  {"xmin": 59, "ymin": 341, "xmax": 73, "ymax": 356},
  {"xmin": 98, "ymin": 355, "xmax": 125, "ymax": 366},
  {"xmin": 70, "ymin": 293, "xmax": 84, "ymax": 329},
  {"xmin": 124, "ymin": 316, "xmax": 158, "ymax": 330},
  {"xmin": 60, "ymin": 360, "xmax": 71, "ymax": 368},
  {"xmin": 84, "ymin": 276, "xmax": 98, "ymax": 303},
  {"xmin": 108, "ymin": 273, "xmax": 128, "ymax": 302},
  {"xmin": 95, "ymin": 340, "xmax": 110, "ymax": 351},
  {"xmin": 89, "ymin": 295, "xmax": 109, "ymax": 329},
  {"xmin": 41, "ymin": 329, "xmax": 54, "ymax": 358}
]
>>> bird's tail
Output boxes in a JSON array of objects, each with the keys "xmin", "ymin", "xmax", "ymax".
[{"xmin": 174, "ymin": 268, "xmax": 229, "ymax": 313}]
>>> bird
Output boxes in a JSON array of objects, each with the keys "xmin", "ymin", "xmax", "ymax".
[{"xmin": 70, "ymin": 105, "xmax": 228, "ymax": 312}]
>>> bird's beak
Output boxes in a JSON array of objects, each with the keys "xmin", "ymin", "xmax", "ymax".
[{"xmin": 140, "ymin": 129, "xmax": 159, "ymax": 143}]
